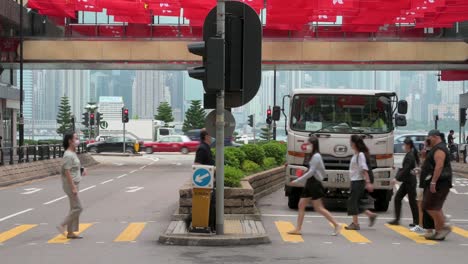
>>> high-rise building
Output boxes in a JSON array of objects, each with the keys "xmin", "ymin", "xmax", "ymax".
[
  {"xmin": 17, "ymin": 70, "xmax": 34, "ymax": 120},
  {"xmin": 98, "ymin": 96, "xmax": 124, "ymax": 120},
  {"xmin": 62, "ymin": 70, "xmax": 91, "ymax": 119},
  {"xmin": 132, "ymin": 71, "xmax": 170, "ymax": 119}
]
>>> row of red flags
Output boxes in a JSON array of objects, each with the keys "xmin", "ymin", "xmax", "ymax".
[{"xmin": 26, "ymin": 0, "xmax": 468, "ymax": 32}]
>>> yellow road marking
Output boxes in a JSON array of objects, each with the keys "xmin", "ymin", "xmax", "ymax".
[
  {"xmin": 48, "ymin": 223, "xmax": 93, "ymax": 244},
  {"xmin": 385, "ymin": 224, "xmax": 437, "ymax": 245},
  {"xmin": 339, "ymin": 223, "xmax": 371, "ymax": 243},
  {"xmin": 452, "ymin": 226, "xmax": 468, "ymax": 238},
  {"xmin": 114, "ymin": 223, "xmax": 147, "ymax": 242},
  {"xmin": 0, "ymin": 225, "xmax": 37, "ymax": 243},
  {"xmin": 274, "ymin": 221, "xmax": 304, "ymax": 243}
]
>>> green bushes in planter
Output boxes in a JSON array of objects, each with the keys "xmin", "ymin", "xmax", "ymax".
[
  {"xmin": 242, "ymin": 160, "xmax": 262, "ymax": 174},
  {"xmin": 240, "ymin": 144, "xmax": 265, "ymax": 165},
  {"xmin": 263, "ymin": 157, "xmax": 277, "ymax": 170},
  {"xmin": 262, "ymin": 142, "xmax": 286, "ymax": 165},
  {"xmin": 224, "ymin": 166, "xmax": 244, "ymax": 187},
  {"xmin": 224, "ymin": 147, "xmax": 247, "ymax": 168}
]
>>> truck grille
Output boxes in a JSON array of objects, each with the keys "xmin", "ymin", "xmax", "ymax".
[{"xmin": 321, "ymin": 155, "xmax": 352, "ymax": 170}]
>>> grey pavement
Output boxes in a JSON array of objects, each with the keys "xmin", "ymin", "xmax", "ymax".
[{"xmin": 1, "ymin": 154, "xmax": 467, "ymax": 264}]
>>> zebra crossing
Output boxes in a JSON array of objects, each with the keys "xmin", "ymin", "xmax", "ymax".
[
  {"xmin": 0, "ymin": 221, "xmax": 153, "ymax": 245},
  {"xmin": 273, "ymin": 220, "xmax": 468, "ymax": 245}
]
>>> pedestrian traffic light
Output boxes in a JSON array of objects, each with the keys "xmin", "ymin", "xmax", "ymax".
[
  {"xmin": 122, "ymin": 108, "xmax": 129, "ymax": 123},
  {"xmin": 266, "ymin": 107, "xmax": 272, "ymax": 125},
  {"xmin": 81, "ymin": 112, "xmax": 89, "ymax": 127},
  {"xmin": 248, "ymin": 114, "xmax": 254, "ymax": 127},
  {"xmin": 89, "ymin": 113, "xmax": 95, "ymax": 126},
  {"xmin": 460, "ymin": 108, "xmax": 467, "ymax": 127}
]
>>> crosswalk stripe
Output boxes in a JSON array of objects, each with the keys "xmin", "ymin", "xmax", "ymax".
[
  {"xmin": 339, "ymin": 224, "xmax": 371, "ymax": 243},
  {"xmin": 0, "ymin": 225, "xmax": 37, "ymax": 243},
  {"xmin": 452, "ymin": 226, "xmax": 468, "ymax": 238},
  {"xmin": 275, "ymin": 221, "xmax": 304, "ymax": 243},
  {"xmin": 385, "ymin": 224, "xmax": 437, "ymax": 245},
  {"xmin": 114, "ymin": 223, "xmax": 146, "ymax": 242},
  {"xmin": 48, "ymin": 223, "xmax": 93, "ymax": 244}
]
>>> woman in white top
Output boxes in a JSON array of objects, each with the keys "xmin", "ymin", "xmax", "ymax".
[
  {"xmin": 287, "ymin": 135, "xmax": 341, "ymax": 236},
  {"xmin": 345, "ymin": 135, "xmax": 378, "ymax": 230}
]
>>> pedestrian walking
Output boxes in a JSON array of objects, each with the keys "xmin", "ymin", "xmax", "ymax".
[
  {"xmin": 423, "ymin": 130, "xmax": 453, "ymax": 241},
  {"xmin": 287, "ymin": 135, "xmax": 341, "ymax": 236},
  {"xmin": 410, "ymin": 138, "xmax": 431, "ymax": 233},
  {"xmin": 194, "ymin": 130, "xmax": 214, "ymax": 166},
  {"xmin": 56, "ymin": 132, "xmax": 86, "ymax": 239},
  {"xmin": 345, "ymin": 135, "xmax": 378, "ymax": 230},
  {"xmin": 388, "ymin": 138, "xmax": 420, "ymax": 226}
]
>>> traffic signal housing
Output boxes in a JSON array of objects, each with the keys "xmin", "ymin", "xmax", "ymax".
[
  {"xmin": 248, "ymin": 114, "xmax": 254, "ymax": 127},
  {"xmin": 96, "ymin": 112, "xmax": 102, "ymax": 125},
  {"xmin": 266, "ymin": 107, "xmax": 272, "ymax": 125},
  {"xmin": 81, "ymin": 112, "xmax": 89, "ymax": 127},
  {"xmin": 460, "ymin": 108, "xmax": 467, "ymax": 127},
  {"xmin": 122, "ymin": 108, "xmax": 129, "ymax": 123},
  {"xmin": 89, "ymin": 113, "xmax": 95, "ymax": 126}
]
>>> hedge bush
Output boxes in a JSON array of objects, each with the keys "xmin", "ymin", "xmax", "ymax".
[
  {"xmin": 262, "ymin": 142, "xmax": 286, "ymax": 165},
  {"xmin": 242, "ymin": 160, "xmax": 262, "ymax": 174},
  {"xmin": 224, "ymin": 166, "xmax": 244, "ymax": 187},
  {"xmin": 226, "ymin": 147, "xmax": 247, "ymax": 163},
  {"xmin": 263, "ymin": 157, "xmax": 277, "ymax": 170},
  {"xmin": 240, "ymin": 144, "xmax": 265, "ymax": 165},
  {"xmin": 225, "ymin": 150, "xmax": 241, "ymax": 168}
]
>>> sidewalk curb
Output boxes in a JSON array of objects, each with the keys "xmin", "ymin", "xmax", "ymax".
[
  {"xmin": 158, "ymin": 234, "xmax": 271, "ymax": 246},
  {"xmin": 90, "ymin": 153, "xmax": 142, "ymax": 157}
]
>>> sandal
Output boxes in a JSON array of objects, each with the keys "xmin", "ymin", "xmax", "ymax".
[
  {"xmin": 345, "ymin": 223, "xmax": 360, "ymax": 230},
  {"xmin": 287, "ymin": 230, "xmax": 302, "ymax": 235}
]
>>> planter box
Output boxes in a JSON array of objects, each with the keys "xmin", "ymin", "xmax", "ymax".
[{"xmin": 178, "ymin": 167, "xmax": 285, "ymax": 215}]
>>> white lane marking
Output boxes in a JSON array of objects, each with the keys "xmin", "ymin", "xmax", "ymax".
[
  {"xmin": 0, "ymin": 208, "xmax": 34, "ymax": 222},
  {"xmin": 126, "ymin": 186, "xmax": 144, "ymax": 193},
  {"xmin": 323, "ymin": 242, "xmax": 333, "ymax": 244},
  {"xmin": 129, "ymin": 170, "xmax": 138, "ymax": 174},
  {"xmin": 451, "ymin": 189, "xmax": 459, "ymax": 194},
  {"xmin": 461, "ymin": 244, "xmax": 468, "ymax": 246},
  {"xmin": 43, "ymin": 195, "xmax": 67, "ymax": 205},
  {"xmin": 139, "ymin": 166, "xmax": 146, "ymax": 170},
  {"xmin": 121, "ymin": 221, "xmax": 128, "ymax": 224},
  {"xmin": 96, "ymin": 242, "xmax": 105, "ymax": 244},
  {"xmin": 117, "ymin": 174, "xmax": 128, "ymax": 179},
  {"xmin": 79, "ymin": 185, "xmax": 96, "ymax": 193},
  {"xmin": 260, "ymin": 214, "xmax": 468, "ymax": 222},
  {"xmin": 40, "ymin": 223, "xmax": 48, "ymax": 225},
  {"xmin": 460, "ymin": 184, "xmax": 466, "ymax": 187},
  {"xmin": 21, "ymin": 188, "xmax": 42, "ymax": 195},
  {"xmin": 100, "ymin": 179, "xmax": 114, "ymax": 184},
  {"xmin": 392, "ymin": 243, "xmax": 401, "ymax": 245},
  {"xmin": 28, "ymin": 243, "xmax": 37, "ymax": 246},
  {"xmin": 113, "ymin": 163, "xmax": 124, "ymax": 166}
]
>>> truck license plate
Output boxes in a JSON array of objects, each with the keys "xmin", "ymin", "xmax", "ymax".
[{"xmin": 333, "ymin": 173, "xmax": 346, "ymax": 183}]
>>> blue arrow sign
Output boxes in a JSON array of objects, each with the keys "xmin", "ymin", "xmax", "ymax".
[{"xmin": 192, "ymin": 168, "xmax": 212, "ymax": 188}]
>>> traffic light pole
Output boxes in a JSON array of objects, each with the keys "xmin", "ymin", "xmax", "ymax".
[
  {"xmin": 215, "ymin": 0, "xmax": 225, "ymax": 235},
  {"xmin": 273, "ymin": 68, "xmax": 277, "ymax": 141},
  {"xmin": 123, "ymin": 122, "xmax": 126, "ymax": 153}
]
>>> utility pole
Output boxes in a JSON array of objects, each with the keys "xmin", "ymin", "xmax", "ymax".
[
  {"xmin": 273, "ymin": 68, "xmax": 277, "ymax": 141},
  {"xmin": 19, "ymin": 0, "xmax": 24, "ymax": 149},
  {"xmin": 215, "ymin": 0, "xmax": 226, "ymax": 235}
]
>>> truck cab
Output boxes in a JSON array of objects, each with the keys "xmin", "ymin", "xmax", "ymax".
[{"xmin": 279, "ymin": 89, "xmax": 407, "ymax": 211}]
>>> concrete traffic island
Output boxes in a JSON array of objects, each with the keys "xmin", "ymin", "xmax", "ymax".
[{"xmin": 159, "ymin": 167, "xmax": 285, "ymax": 246}]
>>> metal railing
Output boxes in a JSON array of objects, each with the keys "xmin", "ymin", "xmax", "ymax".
[{"xmin": 0, "ymin": 143, "xmax": 87, "ymax": 166}]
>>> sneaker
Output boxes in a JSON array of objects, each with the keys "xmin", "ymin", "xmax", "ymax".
[
  {"xmin": 331, "ymin": 224, "xmax": 341, "ymax": 236},
  {"xmin": 435, "ymin": 225, "xmax": 452, "ymax": 240},
  {"xmin": 345, "ymin": 223, "xmax": 360, "ymax": 230},
  {"xmin": 369, "ymin": 215, "xmax": 378, "ymax": 227},
  {"xmin": 409, "ymin": 223, "xmax": 416, "ymax": 228},
  {"xmin": 387, "ymin": 220, "xmax": 400, "ymax": 226},
  {"xmin": 410, "ymin": 225, "xmax": 425, "ymax": 233}
]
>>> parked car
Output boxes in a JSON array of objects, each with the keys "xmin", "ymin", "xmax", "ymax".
[
  {"xmin": 143, "ymin": 135, "xmax": 200, "ymax": 154},
  {"xmin": 393, "ymin": 134, "xmax": 426, "ymax": 168},
  {"xmin": 86, "ymin": 137, "xmax": 139, "ymax": 154}
]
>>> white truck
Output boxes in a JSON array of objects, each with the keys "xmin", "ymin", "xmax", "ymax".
[
  {"xmin": 275, "ymin": 89, "xmax": 408, "ymax": 211},
  {"xmin": 99, "ymin": 119, "xmax": 174, "ymax": 142}
]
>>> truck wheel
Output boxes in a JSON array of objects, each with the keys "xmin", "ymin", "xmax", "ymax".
[
  {"xmin": 145, "ymin": 147, "xmax": 154, "ymax": 154},
  {"xmin": 288, "ymin": 190, "xmax": 301, "ymax": 210},
  {"xmin": 373, "ymin": 190, "xmax": 392, "ymax": 212}
]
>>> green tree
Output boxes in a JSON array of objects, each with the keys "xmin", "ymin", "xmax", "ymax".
[
  {"xmin": 260, "ymin": 125, "xmax": 273, "ymax": 141},
  {"xmin": 155, "ymin": 102, "xmax": 174, "ymax": 126},
  {"xmin": 57, "ymin": 96, "xmax": 73, "ymax": 135},
  {"xmin": 183, "ymin": 100, "xmax": 206, "ymax": 133}
]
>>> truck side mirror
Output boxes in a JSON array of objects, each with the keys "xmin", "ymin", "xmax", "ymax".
[
  {"xmin": 272, "ymin": 106, "xmax": 281, "ymax": 121},
  {"xmin": 398, "ymin": 100, "xmax": 408, "ymax": 115},
  {"xmin": 395, "ymin": 114, "xmax": 407, "ymax": 127}
]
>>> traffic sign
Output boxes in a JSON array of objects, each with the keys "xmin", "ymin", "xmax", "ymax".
[
  {"xmin": 100, "ymin": 121, "xmax": 108, "ymax": 129},
  {"xmin": 204, "ymin": 110, "xmax": 236, "ymax": 140},
  {"xmin": 192, "ymin": 165, "xmax": 214, "ymax": 189}
]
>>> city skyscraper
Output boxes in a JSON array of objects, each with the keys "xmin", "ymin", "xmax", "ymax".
[
  {"xmin": 132, "ymin": 71, "xmax": 170, "ymax": 119},
  {"xmin": 17, "ymin": 70, "xmax": 33, "ymax": 120}
]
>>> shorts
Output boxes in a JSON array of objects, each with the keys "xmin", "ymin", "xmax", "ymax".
[
  {"xmin": 422, "ymin": 186, "xmax": 450, "ymax": 211},
  {"xmin": 301, "ymin": 177, "xmax": 325, "ymax": 200},
  {"xmin": 416, "ymin": 188, "xmax": 424, "ymax": 201}
]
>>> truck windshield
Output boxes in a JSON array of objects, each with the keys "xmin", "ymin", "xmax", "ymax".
[{"xmin": 290, "ymin": 94, "xmax": 394, "ymax": 134}]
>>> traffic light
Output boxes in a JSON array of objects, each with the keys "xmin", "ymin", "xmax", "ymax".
[
  {"xmin": 96, "ymin": 112, "xmax": 102, "ymax": 125},
  {"xmin": 266, "ymin": 107, "xmax": 272, "ymax": 125},
  {"xmin": 122, "ymin": 108, "xmax": 129, "ymax": 123},
  {"xmin": 89, "ymin": 113, "xmax": 95, "ymax": 126},
  {"xmin": 460, "ymin": 108, "xmax": 467, "ymax": 127},
  {"xmin": 81, "ymin": 112, "xmax": 89, "ymax": 127},
  {"xmin": 248, "ymin": 114, "xmax": 254, "ymax": 127}
]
